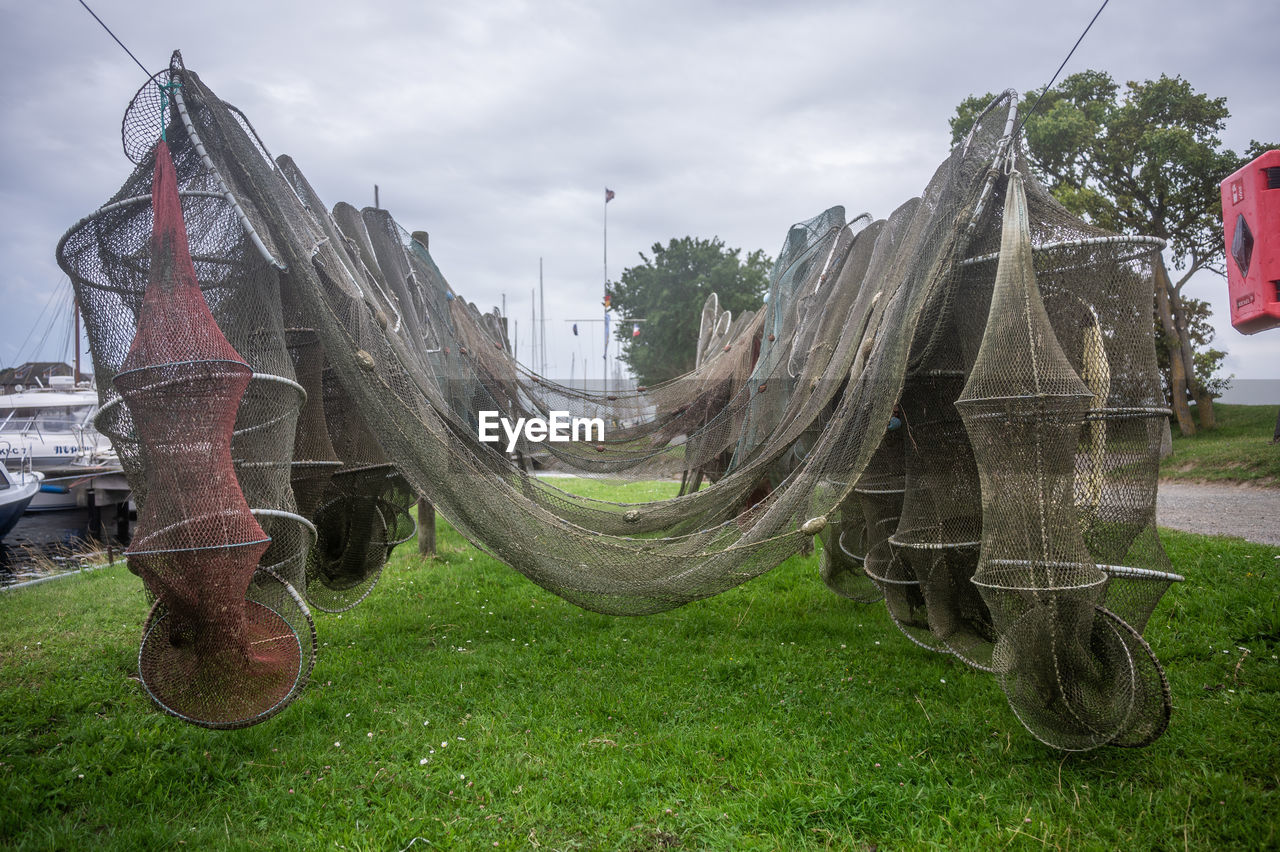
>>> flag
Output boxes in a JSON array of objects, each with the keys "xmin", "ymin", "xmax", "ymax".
[
  {"xmin": 572, "ymin": 323, "xmax": 578, "ymax": 336},
  {"xmin": 605, "ymin": 188, "xmax": 615, "ymax": 203},
  {"xmin": 603, "ymin": 291, "xmax": 611, "ymax": 309},
  {"xmin": 632, "ymin": 324, "xmax": 640, "ymax": 338}
]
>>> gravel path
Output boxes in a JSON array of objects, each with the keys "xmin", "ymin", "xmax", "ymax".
[{"xmin": 1157, "ymin": 481, "xmax": 1280, "ymax": 547}]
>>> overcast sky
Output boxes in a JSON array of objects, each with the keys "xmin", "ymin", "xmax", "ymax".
[{"xmin": 1, "ymin": 0, "xmax": 1276, "ymax": 399}]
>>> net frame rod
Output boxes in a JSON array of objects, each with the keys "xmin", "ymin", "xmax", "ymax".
[
  {"xmin": 1100, "ymin": 564, "xmax": 1185, "ymax": 583},
  {"xmin": 836, "ymin": 528, "xmax": 867, "ymax": 562},
  {"xmin": 250, "ymin": 509, "xmax": 319, "ymax": 570},
  {"xmin": 170, "ymin": 78, "xmax": 286, "ymax": 271},
  {"xmin": 960, "ymin": 89, "xmax": 1020, "ymax": 157},
  {"xmin": 959, "ymin": 234, "xmax": 1168, "ymax": 267},
  {"xmin": 93, "ymin": 372, "xmax": 306, "ymax": 437},
  {"xmin": 784, "ymin": 220, "xmax": 863, "ymax": 379},
  {"xmin": 55, "ymin": 191, "xmax": 234, "ymax": 266},
  {"xmin": 964, "ymin": 90, "xmax": 1020, "ymax": 236}
]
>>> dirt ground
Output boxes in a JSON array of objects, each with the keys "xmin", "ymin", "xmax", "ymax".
[{"xmin": 1157, "ymin": 481, "xmax": 1280, "ymax": 547}]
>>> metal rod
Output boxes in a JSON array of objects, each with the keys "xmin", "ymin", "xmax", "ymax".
[
  {"xmin": 171, "ymin": 79, "xmax": 286, "ymax": 271},
  {"xmin": 960, "ymin": 234, "xmax": 1167, "ymax": 266},
  {"xmin": 965, "ymin": 90, "xmax": 1020, "ymax": 236},
  {"xmin": 250, "ymin": 507, "xmax": 318, "ymax": 540},
  {"xmin": 1100, "ymin": 564, "xmax": 1185, "ymax": 583}
]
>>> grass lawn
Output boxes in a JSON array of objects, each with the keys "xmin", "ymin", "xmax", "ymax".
[
  {"xmin": 1161, "ymin": 404, "xmax": 1280, "ymax": 486},
  {"xmin": 1, "ymin": 479, "xmax": 1278, "ymax": 850}
]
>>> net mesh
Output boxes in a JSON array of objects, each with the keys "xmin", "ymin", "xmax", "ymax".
[
  {"xmin": 956, "ymin": 170, "xmax": 1173, "ymax": 749},
  {"xmin": 56, "ymin": 59, "xmax": 1178, "ymax": 748},
  {"xmin": 102, "ymin": 131, "xmax": 314, "ymax": 728}
]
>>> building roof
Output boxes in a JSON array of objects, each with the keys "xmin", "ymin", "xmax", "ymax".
[{"xmin": 0, "ymin": 362, "xmax": 73, "ymax": 392}]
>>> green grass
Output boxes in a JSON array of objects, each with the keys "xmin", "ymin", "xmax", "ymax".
[
  {"xmin": 2, "ymin": 482, "xmax": 1278, "ymax": 850},
  {"xmin": 543, "ymin": 475, "xmax": 682, "ymax": 502},
  {"xmin": 1162, "ymin": 403, "xmax": 1280, "ymax": 486}
]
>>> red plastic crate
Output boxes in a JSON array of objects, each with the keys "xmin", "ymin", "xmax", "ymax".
[{"xmin": 1221, "ymin": 149, "xmax": 1280, "ymax": 334}]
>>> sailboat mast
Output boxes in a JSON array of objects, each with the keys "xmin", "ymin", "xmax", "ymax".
[{"xmin": 74, "ymin": 300, "xmax": 82, "ymax": 385}]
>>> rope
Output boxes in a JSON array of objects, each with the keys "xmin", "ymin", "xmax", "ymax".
[
  {"xmin": 75, "ymin": 0, "xmax": 153, "ymax": 80},
  {"xmin": 1012, "ymin": 0, "xmax": 1110, "ymax": 140},
  {"xmin": 157, "ymin": 79, "xmax": 183, "ymax": 141}
]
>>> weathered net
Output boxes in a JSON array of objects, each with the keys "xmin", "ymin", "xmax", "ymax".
[
  {"xmin": 955, "ymin": 168, "xmax": 1179, "ymax": 749},
  {"xmin": 305, "ymin": 365, "xmax": 417, "ymax": 613},
  {"xmin": 104, "ymin": 134, "xmax": 315, "ymax": 728},
  {"xmin": 57, "ymin": 58, "xmax": 1179, "ymax": 748}
]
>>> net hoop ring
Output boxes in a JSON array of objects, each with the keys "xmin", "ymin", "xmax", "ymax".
[
  {"xmin": 138, "ymin": 569, "xmax": 315, "ymax": 730},
  {"xmin": 1097, "ymin": 606, "xmax": 1172, "ymax": 748},
  {"xmin": 992, "ymin": 602, "xmax": 1138, "ymax": 751},
  {"xmin": 303, "ymin": 494, "xmax": 413, "ymax": 613}
]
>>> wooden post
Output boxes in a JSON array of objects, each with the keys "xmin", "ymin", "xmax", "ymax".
[
  {"xmin": 86, "ymin": 489, "xmax": 102, "ymax": 541},
  {"xmin": 417, "ymin": 497, "xmax": 436, "ymax": 557}
]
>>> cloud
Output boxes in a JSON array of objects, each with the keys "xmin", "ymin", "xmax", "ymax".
[{"xmin": 1, "ymin": 0, "xmax": 1276, "ymax": 389}]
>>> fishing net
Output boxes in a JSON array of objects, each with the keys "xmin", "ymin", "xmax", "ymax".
[
  {"xmin": 304, "ymin": 366, "xmax": 416, "ymax": 613},
  {"xmin": 956, "ymin": 169, "xmax": 1176, "ymax": 748},
  {"xmin": 57, "ymin": 58, "xmax": 1179, "ymax": 748},
  {"xmin": 102, "ymin": 133, "xmax": 314, "ymax": 728}
]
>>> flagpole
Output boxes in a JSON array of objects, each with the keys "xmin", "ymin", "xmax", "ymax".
[
  {"xmin": 603, "ymin": 188, "xmax": 609, "ymax": 396},
  {"xmin": 539, "ymin": 257, "xmax": 546, "ymax": 375}
]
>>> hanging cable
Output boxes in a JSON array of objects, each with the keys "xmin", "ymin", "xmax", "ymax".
[
  {"xmin": 11, "ymin": 279, "xmax": 66, "ymax": 365},
  {"xmin": 76, "ymin": 0, "xmax": 153, "ymax": 80},
  {"xmin": 1012, "ymin": 0, "xmax": 1110, "ymax": 140},
  {"xmin": 27, "ymin": 282, "xmax": 72, "ymax": 364}
]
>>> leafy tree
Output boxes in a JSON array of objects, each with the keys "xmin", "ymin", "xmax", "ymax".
[
  {"xmin": 611, "ymin": 237, "xmax": 771, "ymax": 386},
  {"xmin": 951, "ymin": 72, "xmax": 1275, "ymax": 434}
]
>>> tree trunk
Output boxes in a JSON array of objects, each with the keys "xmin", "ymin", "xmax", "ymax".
[
  {"xmin": 1154, "ymin": 263, "xmax": 1196, "ymax": 436},
  {"xmin": 1159, "ymin": 261, "xmax": 1216, "ymax": 431}
]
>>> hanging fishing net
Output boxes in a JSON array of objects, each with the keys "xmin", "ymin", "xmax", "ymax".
[
  {"xmin": 101, "ymin": 128, "xmax": 315, "ymax": 728},
  {"xmin": 57, "ymin": 57, "xmax": 1179, "ymax": 748}
]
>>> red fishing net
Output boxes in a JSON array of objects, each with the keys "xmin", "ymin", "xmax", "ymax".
[{"xmin": 118, "ymin": 139, "xmax": 305, "ymax": 728}]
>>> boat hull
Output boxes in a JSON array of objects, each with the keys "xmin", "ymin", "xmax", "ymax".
[{"xmin": 0, "ymin": 472, "xmax": 41, "ymax": 539}]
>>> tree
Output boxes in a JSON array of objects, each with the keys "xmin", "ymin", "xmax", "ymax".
[
  {"xmin": 950, "ymin": 72, "xmax": 1274, "ymax": 434},
  {"xmin": 1155, "ymin": 295, "xmax": 1229, "ymax": 399},
  {"xmin": 611, "ymin": 237, "xmax": 771, "ymax": 386}
]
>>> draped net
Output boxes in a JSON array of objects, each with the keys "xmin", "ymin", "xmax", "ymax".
[{"xmin": 57, "ymin": 57, "xmax": 1178, "ymax": 748}]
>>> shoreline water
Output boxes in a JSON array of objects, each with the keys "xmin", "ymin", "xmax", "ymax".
[{"xmin": 0, "ymin": 508, "xmax": 127, "ymax": 588}]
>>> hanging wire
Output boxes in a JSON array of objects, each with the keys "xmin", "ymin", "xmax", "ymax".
[
  {"xmin": 28, "ymin": 282, "xmax": 75, "ymax": 364},
  {"xmin": 10, "ymin": 278, "xmax": 67, "ymax": 365},
  {"xmin": 76, "ymin": 0, "xmax": 153, "ymax": 80},
  {"xmin": 1012, "ymin": 0, "xmax": 1110, "ymax": 140}
]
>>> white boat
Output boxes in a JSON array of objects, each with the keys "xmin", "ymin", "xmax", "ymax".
[
  {"xmin": 0, "ymin": 376, "xmax": 120, "ymax": 511},
  {"xmin": 0, "ymin": 464, "xmax": 42, "ymax": 540}
]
